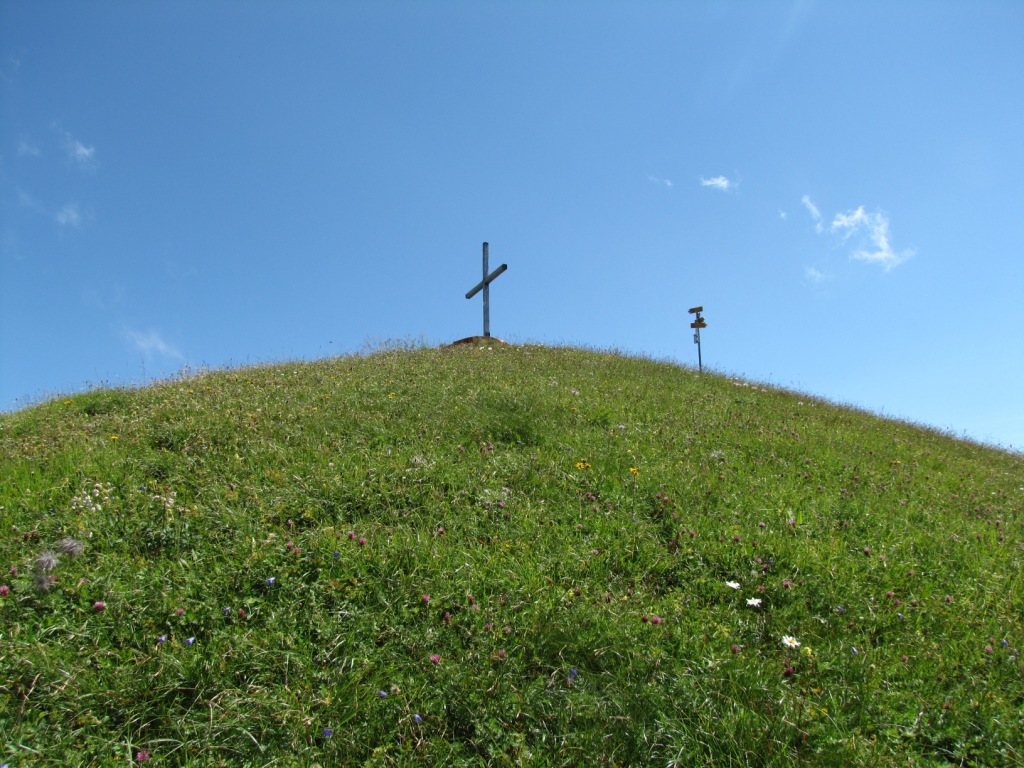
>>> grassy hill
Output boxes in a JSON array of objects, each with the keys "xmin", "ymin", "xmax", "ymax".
[{"xmin": 1, "ymin": 344, "xmax": 1022, "ymax": 767}]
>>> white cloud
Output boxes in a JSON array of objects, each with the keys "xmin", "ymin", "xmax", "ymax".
[
  {"xmin": 804, "ymin": 266, "xmax": 830, "ymax": 283},
  {"xmin": 648, "ymin": 175, "xmax": 673, "ymax": 188},
  {"xmin": 801, "ymin": 195, "xmax": 823, "ymax": 232},
  {"xmin": 700, "ymin": 175, "xmax": 735, "ymax": 191},
  {"xmin": 830, "ymin": 206, "xmax": 912, "ymax": 271},
  {"xmin": 61, "ymin": 130, "xmax": 97, "ymax": 170},
  {"xmin": 124, "ymin": 329, "xmax": 184, "ymax": 361},
  {"xmin": 55, "ymin": 203, "xmax": 82, "ymax": 228}
]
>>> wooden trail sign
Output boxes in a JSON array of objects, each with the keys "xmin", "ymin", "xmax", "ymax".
[{"xmin": 465, "ymin": 242, "xmax": 507, "ymax": 338}]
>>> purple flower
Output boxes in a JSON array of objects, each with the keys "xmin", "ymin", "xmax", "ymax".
[
  {"xmin": 94, "ymin": 601, "xmax": 106, "ymax": 612},
  {"xmin": 157, "ymin": 635, "xmax": 167, "ymax": 644},
  {"xmin": 322, "ymin": 727, "xmax": 333, "ymax": 738},
  {"xmin": 266, "ymin": 577, "xmax": 275, "ymax": 585},
  {"xmin": 429, "ymin": 654, "xmax": 441, "ymax": 664},
  {"xmin": 414, "ymin": 714, "xmax": 423, "ymax": 723},
  {"xmin": 185, "ymin": 637, "xmax": 195, "ymax": 646},
  {"xmin": 378, "ymin": 690, "xmax": 387, "ymax": 697}
]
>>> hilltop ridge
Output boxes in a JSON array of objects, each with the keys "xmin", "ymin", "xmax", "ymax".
[{"xmin": 2, "ymin": 345, "xmax": 1021, "ymax": 767}]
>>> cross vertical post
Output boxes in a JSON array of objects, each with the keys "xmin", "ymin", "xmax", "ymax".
[
  {"xmin": 465, "ymin": 241, "xmax": 508, "ymax": 338},
  {"xmin": 482, "ymin": 242, "xmax": 491, "ymax": 338}
]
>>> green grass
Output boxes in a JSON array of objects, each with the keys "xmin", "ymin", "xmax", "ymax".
[{"xmin": 1, "ymin": 343, "xmax": 1022, "ymax": 767}]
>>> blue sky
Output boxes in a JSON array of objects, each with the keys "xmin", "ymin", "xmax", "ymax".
[{"xmin": 2, "ymin": 1, "xmax": 1023, "ymax": 451}]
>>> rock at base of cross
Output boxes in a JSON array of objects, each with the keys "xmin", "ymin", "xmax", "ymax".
[{"xmin": 449, "ymin": 335, "xmax": 509, "ymax": 346}]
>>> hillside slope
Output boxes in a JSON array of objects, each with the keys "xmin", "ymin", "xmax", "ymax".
[{"xmin": 1, "ymin": 344, "xmax": 1022, "ymax": 767}]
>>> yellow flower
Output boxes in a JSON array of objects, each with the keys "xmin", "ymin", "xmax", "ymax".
[
  {"xmin": 575, "ymin": 460, "xmax": 591, "ymax": 470},
  {"xmin": 109, "ymin": 435, "xmax": 119, "ymax": 441},
  {"xmin": 629, "ymin": 467, "xmax": 640, "ymax": 477}
]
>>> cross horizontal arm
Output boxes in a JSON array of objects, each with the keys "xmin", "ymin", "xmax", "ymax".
[{"xmin": 465, "ymin": 263, "xmax": 508, "ymax": 299}]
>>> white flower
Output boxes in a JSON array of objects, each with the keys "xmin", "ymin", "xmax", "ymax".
[
  {"xmin": 726, "ymin": 581, "xmax": 740, "ymax": 589},
  {"xmin": 746, "ymin": 598, "xmax": 762, "ymax": 608},
  {"xmin": 781, "ymin": 635, "xmax": 801, "ymax": 649}
]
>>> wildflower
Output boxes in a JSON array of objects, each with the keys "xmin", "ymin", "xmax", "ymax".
[
  {"xmin": 414, "ymin": 714, "xmax": 423, "ymax": 723},
  {"xmin": 238, "ymin": 608, "xmax": 246, "ymax": 619},
  {"xmin": 650, "ymin": 615, "xmax": 663, "ymax": 624},
  {"xmin": 730, "ymin": 644, "xmax": 741, "ymax": 653},
  {"xmin": 781, "ymin": 636, "xmax": 801, "ymax": 649},
  {"xmin": 782, "ymin": 580, "xmax": 792, "ymax": 588},
  {"xmin": 348, "ymin": 530, "xmax": 356, "ymax": 539},
  {"xmin": 266, "ymin": 577, "xmax": 275, "ymax": 585},
  {"xmin": 984, "ymin": 645, "xmax": 994, "ymax": 654},
  {"xmin": 629, "ymin": 467, "xmax": 640, "ymax": 477},
  {"xmin": 569, "ymin": 668, "xmax": 578, "ymax": 678},
  {"xmin": 783, "ymin": 666, "xmax": 795, "ymax": 676},
  {"xmin": 944, "ymin": 595, "xmax": 953, "ymax": 603},
  {"xmin": 157, "ymin": 635, "xmax": 166, "ymax": 643},
  {"xmin": 863, "ymin": 547, "xmax": 871, "ymax": 555},
  {"xmin": 0, "ymin": 585, "xmax": 8, "ymax": 596},
  {"xmin": 185, "ymin": 637, "xmax": 195, "ymax": 646},
  {"xmin": 497, "ymin": 648, "xmax": 507, "ymax": 659},
  {"xmin": 322, "ymin": 727, "xmax": 333, "ymax": 738},
  {"xmin": 575, "ymin": 460, "xmax": 591, "ymax": 469},
  {"xmin": 35, "ymin": 551, "xmax": 59, "ymax": 574},
  {"xmin": 176, "ymin": 607, "xmax": 185, "ymax": 615},
  {"xmin": 135, "ymin": 750, "xmax": 151, "ymax": 762},
  {"xmin": 429, "ymin": 654, "xmax": 441, "ymax": 664},
  {"xmin": 851, "ymin": 647, "xmax": 858, "ymax": 654},
  {"xmin": 57, "ymin": 538, "xmax": 85, "ymax": 557},
  {"xmin": 725, "ymin": 581, "xmax": 740, "ymax": 589},
  {"xmin": 835, "ymin": 606, "xmax": 845, "ymax": 614},
  {"xmin": 746, "ymin": 598, "xmax": 762, "ymax": 608},
  {"xmin": 94, "ymin": 601, "xmax": 106, "ymax": 611},
  {"xmin": 358, "ymin": 537, "xmax": 367, "ymax": 546},
  {"xmin": 421, "ymin": 594, "xmax": 430, "ymax": 604},
  {"xmin": 378, "ymin": 690, "xmax": 388, "ymax": 697}
]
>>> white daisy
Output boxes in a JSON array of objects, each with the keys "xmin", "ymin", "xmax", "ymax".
[
  {"xmin": 781, "ymin": 636, "xmax": 801, "ymax": 649},
  {"xmin": 746, "ymin": 598, "xmax": 762, "ymax": 608},
  {"xmin": 726, "ymin": 581, "xmax": 740, "ymax": 589}
]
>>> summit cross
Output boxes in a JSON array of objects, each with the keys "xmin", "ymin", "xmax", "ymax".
[{"xmin": 464, "ymin": 242, "xmax": 507, "ymax": 338}]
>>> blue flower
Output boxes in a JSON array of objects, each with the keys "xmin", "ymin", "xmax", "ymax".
[
  {"xmin": 322, "ymin": 727, "xmax": 333, "ymax": 738},
  {"xmin": 414, "ymin": 714, "xmax": 423, "ymax": 723},
  {"xmin": 266, "ymin": 577, "xmax": 275, "ymax": 585},
  {"xmin": 186, "ymin": 637, "xmax": 195, "ymax": 646},
  {"xmin": 378, "ymin": 690, "xmax": 387, "ymax": 697}
]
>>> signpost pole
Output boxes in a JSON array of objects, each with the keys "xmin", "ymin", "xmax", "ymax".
[{"xmin": 688, "ymin": 306, "xmax": 707, "ymax": 373}]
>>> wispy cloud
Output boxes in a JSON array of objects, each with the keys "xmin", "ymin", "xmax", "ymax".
[
  {"xmin": 804, "ymin": 266, "xmax": 830, "ymax": 284},
  {"xmin": 801, "ymin": 195, "xmax": 823, "ymax": 232},
  {"xmin": 700, "ymin": 175, "xmax": 735, "ymax": 192},
  {"xmin": 61, "ymin": 130, "xmax": 97, "ymax": 170},
  {"xmin": 124, "ymin": 329, "xmax": 184, "ymax": 361},
  {"xmin": 55, "ymin": 203, "xmax": 82, "ymax": 228},
  {"xmin": 17, "ymin": 138, "xmax": 40, "ymax": 157},
  {"xmin": 648, "ymin": 175, "xmax": 673, "ymax": 188},
  {"xmin": 830, "ymin": 206, "xmax": 912, "ymax": 271}
]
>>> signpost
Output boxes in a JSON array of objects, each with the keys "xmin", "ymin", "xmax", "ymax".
[
  {"xmin": 688, "ymin": 306, "xmax": 707, "ymax": 372},
  {"xmin": 465, "ymin": 242, "xmax": 507, "ymax": 338}
]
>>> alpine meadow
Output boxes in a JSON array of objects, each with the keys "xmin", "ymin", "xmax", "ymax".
[{"xmin": 1, "ymin": 344, "xmax": 1022, "ymax": 767}]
